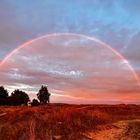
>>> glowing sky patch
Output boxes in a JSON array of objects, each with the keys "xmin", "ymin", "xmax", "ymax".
[{"xmin": 0, "ymin": 33, "xmax": 139, "ymax": 103}]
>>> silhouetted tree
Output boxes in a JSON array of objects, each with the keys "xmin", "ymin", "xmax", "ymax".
[
  {"xmin": 31, "ymin": 99, "xmax": 40, "ymax": 106},
  {"xmin": 37, "ymin": 85, "xmax": 51, "ymax": 104},
  {"xmin": 9, "ymin": 89, "xmax": 29, "ymax": 105},
  {"xmin": 0, "ymin": 86, "xmax": 8, "ymax": 99},
  {"xmin": 0, "ymin": 86, "xmax": 9, "ymax": 105}
]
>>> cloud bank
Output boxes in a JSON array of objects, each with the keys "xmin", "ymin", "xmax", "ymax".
[{"xmin": 0, "ymin": 34, "xmax": 139, "ymax": 103}]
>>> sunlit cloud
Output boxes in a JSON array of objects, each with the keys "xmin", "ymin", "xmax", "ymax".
[
  {"xmin": 0, "ymin": 34, "xmax": 139, "ymax": 103},
  {"xmin": 0, "ymin": 1, "xmax": 140, "ymax": 103}
]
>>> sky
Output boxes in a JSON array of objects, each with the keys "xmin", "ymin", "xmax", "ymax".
[{"xmin": 0, "ymin": 0, "xmax": 140, "ymax": 103}]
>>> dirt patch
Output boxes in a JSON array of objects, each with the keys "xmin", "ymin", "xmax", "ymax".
[{"xmin": 86, "ymin": 120, "xmax": 140, "ymax": 140}]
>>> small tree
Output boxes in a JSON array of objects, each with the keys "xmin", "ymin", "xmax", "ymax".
[
  {"xmin": 37, "ymin": 85, "xmax": 51, "ymax": 104},
  {"xmin": 0, "ymin": 86, "xmax": 8, "ymax": 99},
  {"xmin": 10, "ymin": 89, "xmax": 29, "ymax": 105},
  {"xmin": 31, "ymin": 99, "xmax": 40, "ymax": 106},
  {"xmin": 0, "ymin": 86, "xmax": 8, "ymax": 105}
]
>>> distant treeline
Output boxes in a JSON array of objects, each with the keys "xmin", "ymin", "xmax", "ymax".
[{"xmin": 0, "ymin": 85, "xmax": 51, "ymax": 106}]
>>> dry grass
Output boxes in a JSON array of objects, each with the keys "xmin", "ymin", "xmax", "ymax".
[{"xmin": 0, "ymin": 104, "xmax": 139, "ymax": 140}]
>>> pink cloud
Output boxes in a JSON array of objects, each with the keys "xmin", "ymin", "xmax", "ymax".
[{"xmin": 0, "ymin": 34, "xmax": 139, "ymax": 103}]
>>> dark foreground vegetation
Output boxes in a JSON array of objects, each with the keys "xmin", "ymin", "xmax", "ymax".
[{"xmin": 0, "ymin": 104, "xmax": 139, "ymax": 140}]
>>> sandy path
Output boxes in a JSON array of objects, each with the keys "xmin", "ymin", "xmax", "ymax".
[{"xmin": 86, "ymin": 120, "xmax": 140, "ymax": 140}]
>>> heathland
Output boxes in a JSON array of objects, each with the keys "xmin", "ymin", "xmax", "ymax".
[{"xmin": 0, "ymin": 104, "xmax": 139, "ymax": 140}]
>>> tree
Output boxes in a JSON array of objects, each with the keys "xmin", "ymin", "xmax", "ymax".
[
  {"xmin": 0, "ymin": 86, "xmax": 8, "ymax": 99},
  {"xmin": 10, "ymin": 89, "xmax": 30, "ymax": 105},
  {"xmin": 0, "ymin": 86, "xmax": 8, "ymax": 105},
  {"xmin": 37, "ymin": 85, "xmax": 51, "ymax": 104},
  {"xmin": 31, "ymin": 99, "xmax": 40, "ymax": 106}
]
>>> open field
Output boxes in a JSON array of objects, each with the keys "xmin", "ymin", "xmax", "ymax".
[{"xmin": 0, "ymin": 104, "xmax": 140, "ymax": 140}]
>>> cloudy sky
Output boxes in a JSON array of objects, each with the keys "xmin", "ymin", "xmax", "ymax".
[{"xmin": 0, "ymin": 0, "xmax": 140, "ymax": 103}]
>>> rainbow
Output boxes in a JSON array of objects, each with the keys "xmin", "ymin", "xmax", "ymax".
[{"xmin": 0, "ymin": 33, "xmax": 140, "ymax": 86}]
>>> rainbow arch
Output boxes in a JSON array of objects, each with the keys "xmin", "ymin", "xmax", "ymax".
[{"xmin": 0, "ymin": 33, "xmax": 140, "ymax": 86}]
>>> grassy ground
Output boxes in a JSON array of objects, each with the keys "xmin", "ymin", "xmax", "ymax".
[{"xmin": 0, "ymin": 104, "xmax": 139, "ymax": 140}]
